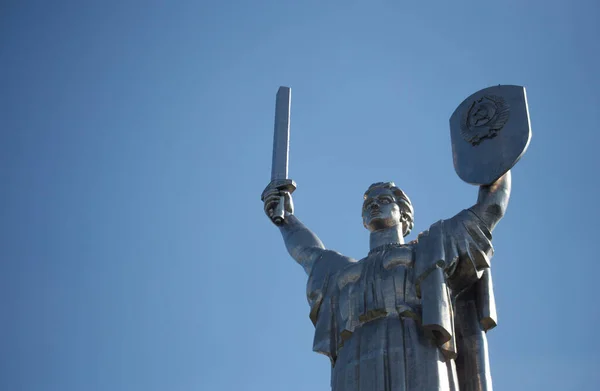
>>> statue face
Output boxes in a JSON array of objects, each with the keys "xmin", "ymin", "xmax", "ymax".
[{"xmin": 362, "ymin": 188, "xmax": 402, "ymax": 232}]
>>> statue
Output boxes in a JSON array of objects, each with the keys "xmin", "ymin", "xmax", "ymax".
[{"xmin": 261, "ymin": 86, "xmax": 531, "ymax": 391}]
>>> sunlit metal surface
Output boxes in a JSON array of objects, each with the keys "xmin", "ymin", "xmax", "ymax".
[{"xmin": 262, "ymin": 86, "xmax": 528, "ymax": 391}]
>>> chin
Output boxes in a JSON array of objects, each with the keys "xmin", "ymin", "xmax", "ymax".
[{"xmin": 366, "ymin": 217, "xmax": 391, "ymax": 231}]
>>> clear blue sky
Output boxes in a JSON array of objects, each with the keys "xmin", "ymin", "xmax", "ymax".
[{"xmin": 1, "ymin": 1, "xmax": 599, "ymax": 390}]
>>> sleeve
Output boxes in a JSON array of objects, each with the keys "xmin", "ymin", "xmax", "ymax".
[
  {"xmin": 414, "ymin": 209, "xmax": 495, "ymax": 360},
  {"xmin": 454, "ymin": 272, "xmax": 496, "ymax": 391},
  {"xmin": 442, "ymin": 208, "xmax": 494, "ymax": 292},
  {"xmin": 306, "ymin": 250, "xmax": 352, "ymax": 364}
]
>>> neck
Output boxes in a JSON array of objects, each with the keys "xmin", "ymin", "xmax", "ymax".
[{"xmin": 369, "ymin": 224, "xmax": 404, "ymax": 251}]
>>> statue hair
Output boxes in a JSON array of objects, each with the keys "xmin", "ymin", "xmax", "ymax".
[{"xmin": 364, "ymin": 182, "xmax": 414, "ymax": 237}]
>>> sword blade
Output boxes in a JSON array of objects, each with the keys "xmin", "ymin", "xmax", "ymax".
[{"xmin": 271, "ymin": 86, "xmax": 291, "ymax": 181}]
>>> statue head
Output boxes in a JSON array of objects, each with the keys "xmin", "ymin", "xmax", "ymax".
[{"xmin": 362, "ymin": 182, "xmax": 414, "ymax": 236}]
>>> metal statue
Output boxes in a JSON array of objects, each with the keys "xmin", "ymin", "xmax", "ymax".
[{"xmin": 262, "ymin": 85, "xmax": 531, "ymax": 391}]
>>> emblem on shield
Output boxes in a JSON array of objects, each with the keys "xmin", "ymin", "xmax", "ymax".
[
  {"xmin": 450, "ymin": 85, "xmax": 531, "ymax": 185},
  {"xmin": 461, "ymin": 95, "xmax": 510, "ymax": 146}
]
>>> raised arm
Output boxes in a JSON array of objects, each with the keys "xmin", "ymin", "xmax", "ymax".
[
  {"xmin": 469, "ymin": 170, "xmax": 512, "ymax": 232},
  {"xmin": 263, "ymin": 188, "xmax": 325, "ymax": 276}
]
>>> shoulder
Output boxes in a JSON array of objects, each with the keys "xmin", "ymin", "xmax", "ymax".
[
  {"xmin": 320, "ymin": 248, "xmax": 356, "ymax": 262},
  {"xmin": 413, "ymin": 209, "xmax": 489, "ymax": 240},
  {"xmin": 410, "ymin": 209, "xmax": 492, "ymax": 260},
  {"xmin": 317, "ymin": 249, "xmax": 356, "ymax": 271},
  {"xmin": 309, "ymin": 249, "xmax": 355, "ymax": 280},
  {"xmin": 307, "ymin": 249, "xmax": 355, "ymax": 314}
]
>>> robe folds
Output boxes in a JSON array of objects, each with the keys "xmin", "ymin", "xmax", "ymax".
[{"xmin": 306, "ymin": 209, "xmax": 496, "ymax": 391}]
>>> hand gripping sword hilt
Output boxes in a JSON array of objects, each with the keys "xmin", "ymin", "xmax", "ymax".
[{"xmin": 261, "ymin": 179, "xmax": 297, "ymax": 226}]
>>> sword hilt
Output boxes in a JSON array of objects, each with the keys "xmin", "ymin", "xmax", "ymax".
[
  {"xmin": 261, "ymin": 179, "xmax": 297, "ymax": 226},
  {"xmin": 272, "ymin": 196, "xmax": 286, "ymax": 226}
]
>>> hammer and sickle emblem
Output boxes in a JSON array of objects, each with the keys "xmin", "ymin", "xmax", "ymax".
[{"xmin": 460, "ymin": 95, "xmax": 510, "ymax": 146}]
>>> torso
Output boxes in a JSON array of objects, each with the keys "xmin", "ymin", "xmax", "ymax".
[{"xmin": 331, "ymin": 244, "xmax": 420, "ymax": 346}]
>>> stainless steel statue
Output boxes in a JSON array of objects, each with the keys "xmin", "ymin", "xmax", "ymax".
[{"xmin": 261, "ymin": 85, "xmax": 531, "ymax": 391}]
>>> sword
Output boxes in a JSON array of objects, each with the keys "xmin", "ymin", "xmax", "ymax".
[{"xmin": 261, "ymin": 86, "xmax": 296, "ymax": 225}]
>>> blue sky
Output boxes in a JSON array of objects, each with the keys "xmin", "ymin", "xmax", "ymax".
[{"xmin": 1, "ymin": 1, "xmax": 599, "ymax": 390}]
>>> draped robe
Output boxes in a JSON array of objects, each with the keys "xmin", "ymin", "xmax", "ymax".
[{"xmin": 306, "ymin": 209, "xmax": 497, "ymax": 391}]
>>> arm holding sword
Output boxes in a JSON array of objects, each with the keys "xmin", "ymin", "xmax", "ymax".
[
  {"xmin": 263, "ymin": 188, "xmax": 326, "ymax": 276},
  {"xmin": 261, "ymin": 86, "xmax": 345, "ymax": 277}
]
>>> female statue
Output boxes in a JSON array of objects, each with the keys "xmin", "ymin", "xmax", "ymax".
[{"xmin": 262, "ymin": 172, "xmax": 511, "ymax": 391}]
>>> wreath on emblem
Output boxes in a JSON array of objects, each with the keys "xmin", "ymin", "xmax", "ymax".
[{"xmin": 460, "ymin": 95, "xmax": 510, "ymax": 146}]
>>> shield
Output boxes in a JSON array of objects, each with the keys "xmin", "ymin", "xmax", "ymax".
[{"xmin": 450, "ymin": 85, "xmax": 531, "ymax": 185}]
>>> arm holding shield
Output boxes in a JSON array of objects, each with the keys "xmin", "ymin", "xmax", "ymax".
[{"xmin": 470, "ymin": 171, "xmax": 511, "ymax": 232}]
